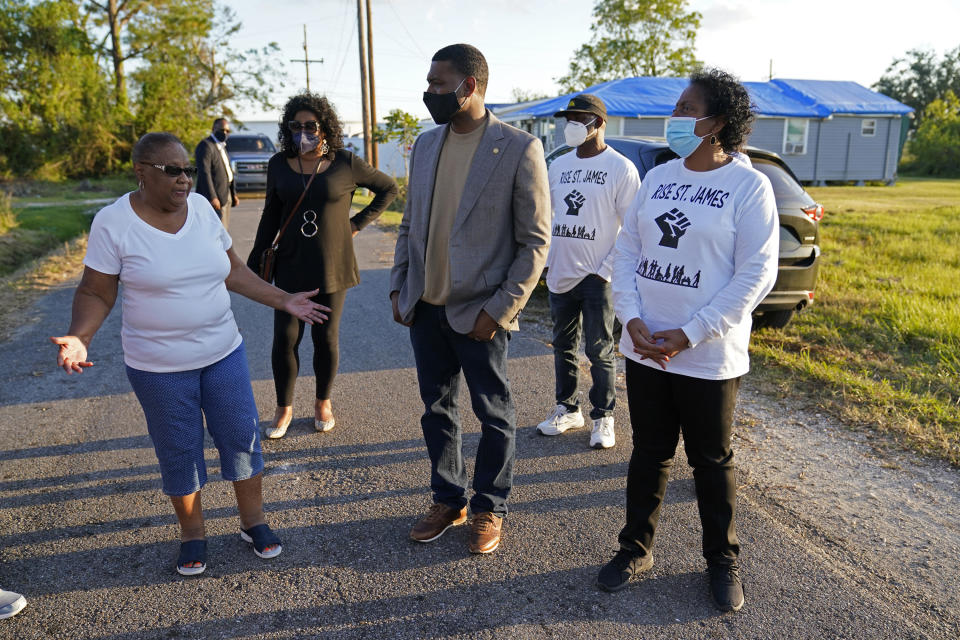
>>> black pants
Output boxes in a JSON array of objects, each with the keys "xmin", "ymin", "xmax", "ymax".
[
  {"xmin": 272, "ymin": 289, "xmax": 346, "ymax": 406},
  {"xmin": 619, "ymin": 358, "xmax": 741, "ymax": 563}
]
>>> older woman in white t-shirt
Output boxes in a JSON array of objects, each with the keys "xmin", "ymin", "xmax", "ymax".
[
  {"xmin": 597, "ymin": 69, "xmax": 779, "ymax": 612},
  {"xmin": 51, "ymin": 132, "xmax": 330, "ymax": 577}
]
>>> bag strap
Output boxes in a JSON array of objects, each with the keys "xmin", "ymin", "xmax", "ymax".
[{"xmin": 269, "ymin": 158, "xmax": 323, "ymax": 248}]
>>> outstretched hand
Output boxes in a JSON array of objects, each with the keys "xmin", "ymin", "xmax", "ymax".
[
  {"xmin": 283, "ymin": 289, "xmax": 331, "ymax": 325},
  {"xmin": 50, "ymin": 336, "xmax": 93, "ymax": 374}
]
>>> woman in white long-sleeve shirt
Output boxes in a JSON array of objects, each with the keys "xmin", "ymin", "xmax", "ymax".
[{"xmin": 596, "ymin": 69, "xmax": 779, "ymax": 613}]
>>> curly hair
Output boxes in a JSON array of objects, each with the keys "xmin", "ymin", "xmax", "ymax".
[
  {"xmin": 689, "ymin": 68, "xmax": 755, "ymax": 152},
  {"xmin": 277, "ymin": 93, "xmax": 345, "ymax": 158}
]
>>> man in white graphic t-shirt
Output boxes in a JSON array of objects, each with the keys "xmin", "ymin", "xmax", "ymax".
[{"xmin": 537, "ymin": 94, "xmax": 641, "ymax": 449}]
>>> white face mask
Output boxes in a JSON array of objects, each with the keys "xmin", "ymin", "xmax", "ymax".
[{"xmin": 563, "ymin": 117, "xmax": 596, "ymax": 148}]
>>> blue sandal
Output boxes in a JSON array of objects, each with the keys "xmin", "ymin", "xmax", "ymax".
[
  {"xmin": 177, "ymin": 539, "xmax": 207, "ymax": 576},
  {"xmin": 240, "ymin": 524, "xmax": 282, "ymax": 559}
]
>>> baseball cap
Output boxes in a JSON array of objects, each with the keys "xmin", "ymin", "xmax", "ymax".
[{"xmin": 553, "ymin": 93, "xmax": 607, "ymax": 121}]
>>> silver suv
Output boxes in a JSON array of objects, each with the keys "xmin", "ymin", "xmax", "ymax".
[{"xmin": 225, "ymin": 134, "xmax": 276, "ymax": 191}]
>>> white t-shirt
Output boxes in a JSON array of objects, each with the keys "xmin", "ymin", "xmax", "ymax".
[
  {"xmin": 612, "ymin": 154, "xmax": 779, "ymax": 380},
  {"xmin": 83, "ymin": 192, "xmax": 242, "ymax": 373},
  {"xmin": 545, "ymin": 146, "xmax": 641, "ymax": 293}
]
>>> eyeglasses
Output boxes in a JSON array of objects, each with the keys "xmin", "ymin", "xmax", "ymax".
[
  {"xmin": 288, "ymin": 121, "xmax": 321, "ymax": 133},
  {"xmin": 301, "ymin": 210, "xmax": 318, "ymax": 237},
  {"xmin": 141, "ymin": 163, "xmax": 198, "ymax": 177}
]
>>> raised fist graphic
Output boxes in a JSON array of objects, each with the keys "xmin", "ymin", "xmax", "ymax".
[
  {"xmin": 564, "ymin": 190, "xmax": 586, "ymax": 216},
  {"xmin": 655, "ymin": 208, "xmax": 692, "ymax": 249}
]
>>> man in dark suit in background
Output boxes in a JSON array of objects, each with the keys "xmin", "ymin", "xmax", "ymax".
[{"xmin": 195, "ymin": 117, "xmax": 239, "ymax": 229}]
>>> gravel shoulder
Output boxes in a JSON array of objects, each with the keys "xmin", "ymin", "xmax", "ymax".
[{"xmin": 0, "ymin": 200, "xmax": 956, "ymax": 639}]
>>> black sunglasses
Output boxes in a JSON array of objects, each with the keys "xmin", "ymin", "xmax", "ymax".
[
  {"xmin": 288, "ymin": 121, "xmax": 321, "ymax": 133},
  {"xmin": 142, "ymin": 162, "xmax": 198, "ymax": 177}
]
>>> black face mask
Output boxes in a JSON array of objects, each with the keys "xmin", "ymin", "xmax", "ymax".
[
  {"xmin": 422, "ymin": 78, "xmax": 467, "ymax": 125},
  {"xmin": 213, "ymin": 129, "xmax": 228, "ymax": 143}
]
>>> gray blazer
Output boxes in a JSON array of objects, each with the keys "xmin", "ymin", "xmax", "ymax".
[{"xmin": 390, "ymin": 112, "xmax": 551, "ymax": 333}]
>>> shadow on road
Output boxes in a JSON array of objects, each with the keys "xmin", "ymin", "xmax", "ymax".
[{"xmin": 86, "ymin": 568, "xmax": 717, "ymax": 640}]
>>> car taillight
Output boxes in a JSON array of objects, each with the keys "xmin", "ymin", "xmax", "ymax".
[{"xmin": 803, "ymin": 204, "xmax": 824, "ymax": 222}]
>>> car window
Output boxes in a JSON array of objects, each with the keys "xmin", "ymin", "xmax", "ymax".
[
  {"xmin": 545, "ymin": 146, "xmax": 575, "ymax": 169},
  {"xmin": 751, "ymin": 158, "xmax": 813, "ymax": 204},
  {"xmin": 226, "ymin": 136, "xmax": 276, "ymax": 153}
]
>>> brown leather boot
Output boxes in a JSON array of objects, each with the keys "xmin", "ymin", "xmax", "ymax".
[
  {"xmin": 409, "ymin": 504, "xmax": 467, "ymax": 542},
  {"xmin": 468, "ymin": 512, "xmax": 503, "ymax": 554}
]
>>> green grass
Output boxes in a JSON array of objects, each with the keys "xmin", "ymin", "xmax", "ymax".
[
  {"xmin": 0, "ymin": 200, "xmax": 97, "ymax": 277},
  {"xmin": 750, "ymin": 177, "xmax": 960, "ymax": 464},
  {"xmin": 0, "ymin": 175, "xmax": 132, "ymax": 276},
  {"xmin": 353, "ymin": 192, "xmax": 404, "ymax": 229},
  {"xmin": 9, "ymin": 173, "xmax": 134, "ymax": 204}
]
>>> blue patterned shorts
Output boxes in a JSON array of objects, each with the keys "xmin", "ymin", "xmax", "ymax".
[{"xmin": 126, "ymin": 341, "xmax": 263, "ymax": 496}]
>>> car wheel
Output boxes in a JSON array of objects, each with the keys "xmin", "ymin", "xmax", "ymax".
[{"xmin": 754, "ymin": 309, "xmax": 794, "ymax": 330}]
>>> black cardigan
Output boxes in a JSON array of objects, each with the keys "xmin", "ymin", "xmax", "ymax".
[{"xmin": 247, "ymin": 150, "xmax": 398, "ymax": 293}]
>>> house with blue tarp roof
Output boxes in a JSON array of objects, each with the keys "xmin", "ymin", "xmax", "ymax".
[{"xmin": 494, "ymin": 77, "xmax": 914, "ymax": 184}]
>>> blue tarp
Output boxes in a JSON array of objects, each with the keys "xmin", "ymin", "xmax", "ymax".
[
  {"xmin": 771, "ymin": 79, "xmax": 914, "ymax": 115},
  {"xmin": 501, "ymin": 77, "xmax": 912, "ymax": 119}
]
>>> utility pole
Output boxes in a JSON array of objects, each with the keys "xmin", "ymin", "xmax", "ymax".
[
  {"xmin": 365, "ymin": 0, "xmax": 378, "ymax": 168},
  {"xmin": 356, "ymin": 0, "xmax": 372, "ymax": 163},
  {"xmin": 290, "ymin": 24, "xmax": 323, "ymax": 92}
]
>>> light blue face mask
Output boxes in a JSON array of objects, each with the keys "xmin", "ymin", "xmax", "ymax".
[{"xmin": 665, "ymin": 116, "xmax": 713, "ymax": 158}]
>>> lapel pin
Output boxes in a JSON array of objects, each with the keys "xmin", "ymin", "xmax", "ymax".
[{"xmin": 493, "ymin": 147, "xmax": 500, "ymax": 154}]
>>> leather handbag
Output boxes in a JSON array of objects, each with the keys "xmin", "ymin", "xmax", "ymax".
[{"xmin": 258, "ymin": 161, "xmax": 322, "ymax": 282}]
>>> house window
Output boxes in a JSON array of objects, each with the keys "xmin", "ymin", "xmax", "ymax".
[
  {"xmin": 861, "ymin": 119, "xmax": 877, "ymax": 136},
  {"xmin": 783, "ymin": 119, "xmax": 808, "ymax": 155}
]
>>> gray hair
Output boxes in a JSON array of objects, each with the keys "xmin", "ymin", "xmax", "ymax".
[{"xmin": 131, "ymin": 132, "xmax": 186, "ymax": 164}]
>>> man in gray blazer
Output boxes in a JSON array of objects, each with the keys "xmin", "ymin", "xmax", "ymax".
[
  {"xmin": 390, "ymin": 44, "xmax": 551, "ymax": 554},
  {"xmin": 195, "ymin": 117, "xmax": 238, "ymax": 229}
]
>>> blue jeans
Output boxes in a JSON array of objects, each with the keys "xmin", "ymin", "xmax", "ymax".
[
  {"xmin": 409, "ymin": 301, "xmax": 516, "ymax": 516},
  {"xmin": 549, "ymin": 275, "xmax": 616, "ymax": 419}
]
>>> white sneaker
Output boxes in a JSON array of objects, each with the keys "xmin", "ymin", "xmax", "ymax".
[
  {"xmin": 0, "ymin": 588, "xmax": 26, "ymax": 619},
  {"xmin": 590, "ymin": 416, "xmax": 616, "ymax": 449},
  {"xmin": 537, "ymin": 404, "xmax": 585, "ymax": 436}
]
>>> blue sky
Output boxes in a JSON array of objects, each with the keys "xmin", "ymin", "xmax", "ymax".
[{"xmin": 230, "ymin": 0, "xmax": 960, "ymax": 125}]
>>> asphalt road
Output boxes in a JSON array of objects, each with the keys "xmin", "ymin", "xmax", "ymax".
[{"xmin": 0, "ymin": 198, "xmax": 954, "ymax": 639}]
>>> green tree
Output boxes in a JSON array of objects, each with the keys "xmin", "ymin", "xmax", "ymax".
[
  {"xmin": 84, "ymin": 0, "xmax": 211, "ymax": 110},
  {"xmin": 874, "ymin": 47, "xmax": 960, "ymax": 131},
  {"xmin": 130, "ymin": 4, "xmax": 282, "ymax": 146},
  {"xmin": 0, "ymin": 0, "xmax": 122, "ymax": 178},
  {"xmin": 557, "ymin": 0, "xmax": 701, "ymax": 92},
  {"xmin": 905, "ymin": 90, "xmax": 960, "ymax": 176},
  {"xmin": 373, "ymin": 109, "xmax": 423, "ymax": 178},
  {"xmin": 0, "ymin": 0, "xmax": 282, "ymax": 178}
]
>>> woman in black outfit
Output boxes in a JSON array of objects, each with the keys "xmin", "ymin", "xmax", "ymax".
[{"xmin": 248, "ymin": 93, "xmax": 398, "ymax": 438}]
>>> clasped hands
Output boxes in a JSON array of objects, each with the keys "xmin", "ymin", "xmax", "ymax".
[{"xmin": 625, "ymin": 318, "xmax": 689, "ymax": 370}]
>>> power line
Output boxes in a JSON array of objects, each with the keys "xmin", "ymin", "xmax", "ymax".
[{"xmin": 386, "ymin": 0, "xmax": 426, "ymax": 57}]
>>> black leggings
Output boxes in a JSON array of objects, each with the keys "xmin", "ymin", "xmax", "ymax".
[{"xmin": 272, "ymin": 289, "xmax": 347, "ymax": 406}]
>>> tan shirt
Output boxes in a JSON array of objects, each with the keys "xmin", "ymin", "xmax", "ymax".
[{"xmin": 422, "ymin": 119, "xmax": 487, "ymax": 305}]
